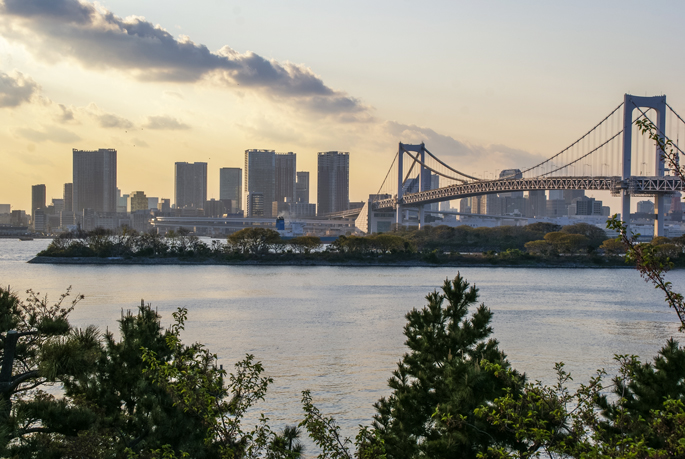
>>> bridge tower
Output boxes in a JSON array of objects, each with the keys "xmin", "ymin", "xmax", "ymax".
[
  {"xmin": 395, "ymin": 143, "xmax": 430, "ymax": 229},
  {"xmin": 622, "ymin": 94, "xmax": 667, "ymax": 237}
]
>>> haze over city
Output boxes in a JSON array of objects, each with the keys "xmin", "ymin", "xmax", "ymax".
[{"xmin": 2, "ymin": 0, "xmax": 685, "ymax": 212}]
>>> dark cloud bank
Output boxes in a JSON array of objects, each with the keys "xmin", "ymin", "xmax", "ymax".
[{"xmin": 1, "ymin": 0, "xmax": 367, "ymax": 117}]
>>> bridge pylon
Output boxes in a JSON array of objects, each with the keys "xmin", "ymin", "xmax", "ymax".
[
  {"xmin": 622, "ymin": 94, "xmax": 667, "ymax": 237},
  {"xmin": 395, "ymin": 142, "xmax": 430, "ymax": 229}
]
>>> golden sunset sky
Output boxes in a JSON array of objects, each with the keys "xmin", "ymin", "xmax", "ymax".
[{"xmin": 1, "ymin": 0, "xmax": 684, "ymax": 211}]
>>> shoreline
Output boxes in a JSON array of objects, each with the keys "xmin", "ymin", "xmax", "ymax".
[{"xmin": 28, "ymin": 256, "xmax": 638, "ymax": 269}]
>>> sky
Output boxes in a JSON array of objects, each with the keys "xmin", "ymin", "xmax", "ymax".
[{"xmin": 1, "ymin": 0, "xmax": 685, "ymax": 212}]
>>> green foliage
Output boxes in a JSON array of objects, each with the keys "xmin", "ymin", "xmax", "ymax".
[
  {"xmin": 476, "ymin": 341, "xmax": 685, "ymax": 459},
  {"xmin": 227, "ymin": 228, "xmax": 282, "ymax": 255},
  {"xmin": 560, "ymin": 222, "xmax": 607, "ymax": 248},
  {"xmin": 600, "ymin": 238, "xmax": 626, "ymax": 255},
  {"xmin": 523, "ymin": 240, "xmax": 554, "ymax": 256},
  {"xmin": 373, "ymin": 274, "xmax": 524, "ymax": 459},
  {"xmin": 300, "ymin": 391, "xmax": 386, "ymax": 459},
  {"xmin": 141, "ymin": 307, "xmax": 274, "ymax": 459},
  {"xmin": 0, "ymin": 287, "xmax": 93, "ymax": 458}
]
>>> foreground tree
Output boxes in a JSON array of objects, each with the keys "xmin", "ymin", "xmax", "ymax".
[
  {"xmin": 0, "ymin": 287, "xmax": 102, "ymax": 457},
  {"xmin": 373, "ymin": 274, "xmax": 523, "ymax": 459},
  {"xmin": 476, "ymin": 341, "xmax": 685, "ymax": 459}
]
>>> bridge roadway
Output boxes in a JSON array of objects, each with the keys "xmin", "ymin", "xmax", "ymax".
[{"xmin": 372, "ymin": 176, "xmax": 685, "ymax": 210}]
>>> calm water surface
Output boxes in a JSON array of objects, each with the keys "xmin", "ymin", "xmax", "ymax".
[{"xmin": 0, "ymin": 239, "xmax": 682, "ymax": 436}]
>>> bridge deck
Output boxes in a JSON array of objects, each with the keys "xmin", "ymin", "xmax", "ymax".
[{"xmin": 373, "ymin": 176, "xmax": 685, "ymax": 210}]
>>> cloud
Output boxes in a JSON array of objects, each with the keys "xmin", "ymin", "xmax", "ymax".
[
  {"xmin": 383, "ymin": 121, "xmax": 548, "ymax": 173},
  {"xmin": 82, "ymin": 103, "xmax": 134, "ymax": 129},
  {"xmin": 97, "ymin": 113, "xmax": 134, "ymax": 129},
  {"xmin": 15, "ymin": 125, "xmax": 81, "ymax": 143},
  {"xmin": 54, "ymin": 103, "xmax": 76, "ymax": 123},
  {"xmin": 143, "ymin": 115, "xmax": 190, "ymax": 130},
  {"xmin": 0, "ymin": 0, "xmax": 369, "ymax": 117},
  {"xmin": 0, "ymin": 70, "xmax": 39, "ymax": 107}
]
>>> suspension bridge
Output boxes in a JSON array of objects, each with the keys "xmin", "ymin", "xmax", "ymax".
[{"xmin": 356, "ymin": 94, "xmax": 685, "ymax": 237}]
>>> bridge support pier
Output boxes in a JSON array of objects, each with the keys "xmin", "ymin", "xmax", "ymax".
[
  {"xmin": 419, "ymin": 206, "xmax": 424, "ymax": 229},
  {"xmin": 395, "ymin": 204, "xmax": 402, "ymax": 228},
  {"xmin": 621, "ymin": 191, "xmax": 631, "ymax": 236},
  {"xmin": 655, "ymin": 195, "xmax": 665, "ymax": 238}
]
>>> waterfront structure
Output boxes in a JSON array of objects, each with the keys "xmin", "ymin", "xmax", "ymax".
[
  {"xmin": 63, "ymin": 183, "xmax": 73, "ymax": 212},
  {"xmin": 317, "ymin": 151, "xmax": 349, "ymax": 216},
  {"xmin": 244, "ymin": 149, "xmax": 275, "ymax": 217},
  {"xmin": 219, "ymin": 167, "xmax": 242, "ymax": 212},
  {"xmin": 130, "ymin": 191, "xmax": 148, "ymax": 213},
  {"xmin": 73, "ymin": 148, "xmax": 117, "ymax": 213},
  {"xmin": 174, "ymin": 162, "xmax": 207, "ymax": 209},
  {"xmin": 275, "ymin": 152, "xmax": 296, "ymax": 204},
  {"xmin": 296, "ymin": 172, "xmax": 310, "ymax": 203},
  {"xmin": 31, "ymin": 184, "xmax": 46, "ymax": 218}
]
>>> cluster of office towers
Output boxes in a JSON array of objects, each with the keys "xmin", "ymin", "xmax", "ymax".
[
  {"xmin": 27, "ymin": 148, "xmax": 351, "ymax": 231},
  {"xmin": 176, "ymin": 149, "xmax": 350, "ymax": 218}
]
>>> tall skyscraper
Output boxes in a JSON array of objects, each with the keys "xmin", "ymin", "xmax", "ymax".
[
  {"xmin": 317, "ymin": 151, "xmax": 349, "ymax": 216},
  {"xmin": 73, "ymin": 148, "xmax": 117, "ymax": 213},
  {"xmin": 174, "ymin": 162, "xmax": 207, "ymax": 209},
  {"xmin": 63, "ymin": 183, "xmax": 73, "ymax": 212},
  {"xmin": 219, "ymin": 167, "xmax": 242, "ymax": 211},
  {"xmin": 31, "ymin": 184, "xmax": 46, "ymax": 217},
  {"xmin": 296, "ymin": 172, "xmax": 310, "ymax": 204},
  {"xmin": 244, "ymin": 149, "xmax": 275, "ymax": 217},
  {"xmin": 275, "ymin": 152, "xmax": 296, "ymax": 204}
]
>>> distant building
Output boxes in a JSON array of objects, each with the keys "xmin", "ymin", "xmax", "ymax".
[
  {"xmin": 31, "ymin": 184, "xmax": 46, "ymax": 218},
  {"xmin": 549, "ymin": 190, "xmax": 564, "ymax": 200},
  {"xmin": 175, "ymin": 162, "xmax": 207, "ymax": 209},
  {"xmin": 290, "ymin": 202, "xmax": 316, "ymax": 218},
  {"xmin": 546, "ymin": 199, "xmax": 567, "ymax": 217},
  {"xmin": 130, "ymin": 191, "xmax": 148, "ymax": 213},
  {"xmin": 73, "ymin": 148, "xmax": 117, "ymax": 213},
  {"xmin": 459, "ymin": 198, "xmax": 470, "ymax": 214},
  {"xmin": 247, "ymin": 192, "xmax": 265, "ymax": 217},
  {"xmin": 63, "ymin": 183, "xmax": 73, "ymax": 212},
  {"xmin": 275, "ymin": 152, "xmax": 296, "ymax": 204},
  {"xmin": 527, "ymin": 190, "xmax": 546, "ymax": 218},
  {"xmin": 147, "ymin": 197, "xmax": 159, "ymax": 211},
  {"xmin": 158, "ymin": 199, "xmax": 171, "ymax": 213},
  {"xmin": 317, "ymin": 151, "xmax": 349, "ymax": 215},
  {"xmin": 637, "ymin": 200, "xmax": 654, "ymax": 214},
  {"xmin": 32, "ymin": 208, "xmax": 46, "ymax": 232},
  {"xmin": 245, "ymin": 149, "xmax": 275, "ymax": 217},
  {"xmin": 219, "ymin": 167, "xmax": 242, "ymax": 212},
  {"xmin": 563, "ymin": 190, "xmax": 585, "ymax": 205},
  {"xmin": 296, "ymin": 172, "xmax": 310, "ymax": 203},
  {"xmin": 0, "ymin": 204, "xmax": 10, "ymax": 214},
  {"xmin": 205, "ymin": 199, "xmax": 225, "ymax": 218}
]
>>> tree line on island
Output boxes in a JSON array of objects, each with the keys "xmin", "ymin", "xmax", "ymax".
[
  {"xmin": 36, "ymin": 222, "xmax": 685, "ymax": 265},
  {"xmin": 1, "ymin": 270, "xmax": 684, "ymax": 458}
]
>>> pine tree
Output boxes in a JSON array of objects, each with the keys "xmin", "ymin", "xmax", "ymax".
[{"xmin": 373, "ymin": 273, "xmax": 523, "ymax": 459}]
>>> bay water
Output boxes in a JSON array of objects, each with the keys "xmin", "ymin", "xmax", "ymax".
[{"xmin": 0, "ymin": 238, "xmax": 682, "ymax": 437}]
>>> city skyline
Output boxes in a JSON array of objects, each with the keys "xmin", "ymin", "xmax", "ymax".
[{"xmin": 2, "ymin": 0, "xmax": 685, "ymax": 212}]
